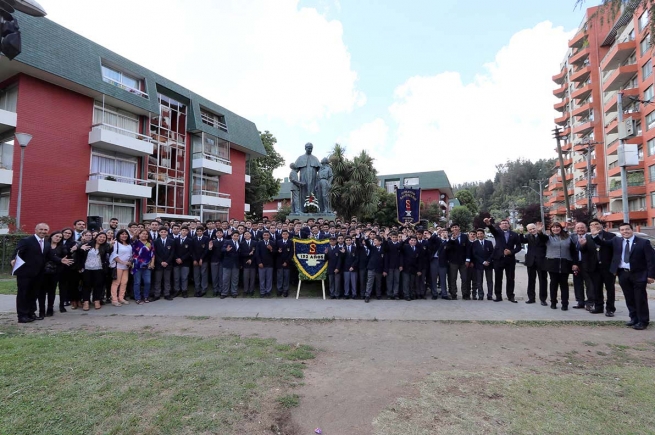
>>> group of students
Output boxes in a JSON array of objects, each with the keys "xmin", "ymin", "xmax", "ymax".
[{"xmin": 11, "ymin": 215, "xmax": 654, "ymax": 329}]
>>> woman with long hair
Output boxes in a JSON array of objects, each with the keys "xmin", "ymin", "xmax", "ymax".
[
  {"xmin": 109, "ymin": 229, "xmax": 132, "ymax": 306},
  {"xmin": 76, "ymin": 231, "xmax": 111, "ymax": 310},
  {"xmin": 537, "ymin": 221, "xmax": 577, "ymax": 311},
  {"xmin": 132, "ymin": 229, "xmax": 155, "ymax": 305},
  {"xmin": 58, "ymin": 227, "xmax": 77, "ymax": 311},
  {"xmin": 40, "ymin": 231, "xmax": 64, "ymax": 317}
]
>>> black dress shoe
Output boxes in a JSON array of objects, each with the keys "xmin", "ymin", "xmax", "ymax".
[
  {"xmin": 493, "ymin": 297, "xmax": 503, "ymax": 302},
  {"xmin": 32, "ymin": 315, "xmax": 44, "ymax": 321},
  {"xmin": 283, "ymin": 293, "xmax": 289, "ymax": 298},
  {"xmin": 330, "ymin": 295, "xmax": 337, "ymax": 300},
  {"xmin": 164, "ymin": 296, "xmax": 173, "ymax": 301},
  {"xmin": 625, "ymin": 319, "xmax": 638, "ymax": 327},
  {"xmin": 46, "ymin": 308, "xmax": 54, "ymax": 317},
  {"xmin": 525, "ymin": 300, "xmax": 536, "ymax": 304},
  {"xmin": 59, "ymin": 306, "xmax": 67, "ymax": 313},
  {"xmin": 182, "ymin": 294, "xmax": 188, "ymax": 298},
  {"xmin": 463, "ymin": 296, "xmax": 470, "ymax": 300},
  {"xmin": 572, "ymin": 304, "xmax": 585, "ymax": 309},
  {"xmin": 17, "ymin": 317, "xmax": 34, "ymax": 323},
  {"xmin": 442, "ymin": 295, "xmax": 452, "ymax": 300},
  {"xmin": 540, "ymin": 301, "xmax": 548, "ymax": 306},
  {"xmin": 487, "ymin": 296, "xmax": 493, "ymax": 300},
  {"xmin": 405, "ymin": 297, "xmax": 411, "ymax": 301},
  {"xmin": 508, "ymin": 298, "xmax": 518, "ymax": 303},
  {"xmin": 431, "ymin": 295, "xmax": 438, "ymax": 300},
  {"xmin": 231, "ymin": 294, "xmax": 237, "ymax": 298},
  {"xmin": 605, "ymin": 311, "xmax": 615, "ymax": 317},
  {"xmin": 451, "ymin": 295, "xmax": 458, "ymax": 300},
  {"xmin": 472, "ymin": 296, "xmax": 478, "ymax": 300},
  {"xmin": 220, "ymin": 295, "xmax": 227, "ymax": 299},
  {"xmin": 550, "ymin": 303, "xmax": 557, "ymax": 309},
  {"xmin": 633, "ymin": 322, "xmax": 648, "ymax": 330},
  {"xmin": 376, "ymin": 296, "xmax": 381, "ymax": 300},
  {"xmin": 590, "ymin": 308, "xmax": 604, "ymax": 314},
  {"xmin": 394, "ymin": 296, "xmax": 399, "ymax": 300},
  {"xmin": 561, "ymin": 306, "xmax": 568, "ymax": 311},
  {"xmin": 365, "ymin": 297, "xmax": 370, "ymax": 303}
]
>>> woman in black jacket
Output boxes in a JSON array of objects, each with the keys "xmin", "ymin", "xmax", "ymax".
[
  {"xmin": 76, "ymin": 231, "xmax": 111, "ymax": 310},
  {"xmin": 41, "ymin": 231, "xmax": 65, "ymax": 317},
  {"xmin": 58, "ymin": 227, "xmax": 77, "ymax": 311}
]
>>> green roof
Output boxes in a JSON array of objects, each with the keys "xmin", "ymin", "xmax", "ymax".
[
  {"xmin": 273, "ymin": 179, "xmax": 292, "ymax": 200},
  {"xmin": 12, "ymin": 12, "xmax": 265, "ymax": 157},
  {"xmin": 377, "ymin": 170, "xmax": 453, "ymax": 197}
]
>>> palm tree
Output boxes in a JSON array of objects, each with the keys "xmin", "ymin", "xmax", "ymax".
[{"xmin": 328, "ymin": 144, "xmax": 378, "ymax": 219}]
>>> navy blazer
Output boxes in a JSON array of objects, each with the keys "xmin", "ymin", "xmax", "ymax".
[
  {"xmin": 486, "ymin": 223, "xmax": 522, "ymax": 264},
  {"xmin": 367, "ymin": 245, "xmax": 385, "ymax": 273},
  {"xmin": 221, "ymin": 239, "xmax": 241, "ymax": 269},
  {"xmin": 384, "ymin": 240, "xmax": 402, "ymax": 271},
  {"xmin": 399, "ymin": 244, "xmax": 423, "ymax": 273},
  {"xmin": 599, "ymin": 235, "xmax": 655, "ymax": 280},
  {"xmin": 519, "ymin": 233, "xmax": 547, "ymax": 269},
  {"xmin": 471, "ymin": 239, "xmax": 494, "ymax": 270},
  {"xmin": 174, "ymin": 236, "xmax": 193, "ymax": 267},
  {"xmin": 190, "ymin": 236, "xmax": 210, "ymax": 262},
  {"xmin": 343, "ymin": 244, "xmax": 359, "ymax": 271},
  {"xmin": 275, "ymin": 239, "xmax": 294, "ymax": 269},
  {"xmin": 255, "ymin": 239, "xmax": 275, "ymax": 268},
  {"xmin": 12, "ymin": 235, "xmax": 63, "ymax": 278},
  {"xmin": 209, "ymin": 238, "xmax": 225, "ymax": 263},
  {"xmin": 154, "ymin": 237, "xmax": 175, "ymax": 269},
  {"xmin": 445, "ymin": 234, "xmax": 470, "ymax": 265},
  {"xmin": 239, "ymin": 239, "xmax": 257, "ymax": 269},
  {"xmin": 325, "ymin": 244, "xmax": 345, "ymax": 274}
]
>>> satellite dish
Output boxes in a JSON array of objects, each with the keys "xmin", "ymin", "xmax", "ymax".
[{"xmin": 7, "ymin": 0, "xmax": 47, "ymax": 17}]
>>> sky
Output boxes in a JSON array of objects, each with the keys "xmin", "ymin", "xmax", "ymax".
[{"xmin": 39, "ymin": 0, "xmax": 588, "ymax": 184}]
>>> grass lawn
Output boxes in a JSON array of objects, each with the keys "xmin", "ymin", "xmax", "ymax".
[
  {"xmin": 0, "ymin": 327, "xmax": 313, "ymax": 434},
  {"xmin": 0, "ymin": 277, "xmax": 16, "ymax": 295},
  {"xmin": 373, "ymin": 341, "xmax": 655, "ymax": 435}
]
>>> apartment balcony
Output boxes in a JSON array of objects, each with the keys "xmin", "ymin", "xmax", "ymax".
[
  {"xmin": 191, "ymin": 153, "xmax": 232, "ymax": 176},
  {"xmin": 603, "ymin": 210, "xmax": 648, "ymax": 221},
  {"xmin": 605, "ymin": 118, "xmax": 618, "ymax": 134},
  {"xmin": 561, "ymin": 142, "xmax": 572, "ymax": 151},
  {"xmin": 554, "ymin": 97, "xmax": 569, "ymax": 112},
  {"xmin": 609, "ymin": 182, "xmax": 646, "ymax": 198},
  {"xmin": 600, "ymin": 38, "xmax": 637, "ymax": 71},
  {"xmin": 554, "ymin": 158, "xmax": 572, "ymax": 168},
  {"xmin": 570, "ymin": 47, "xmax": 590, "ymax": 66},
  {"xmin": 572, "ymin": 102, "xmax": 592, "ymax": 117},
  {"xmin": 570, "ymin": 65, "xmax": 591, "ymax": 83},
  {"xmin": 571, "ymin": 83, "xmax": 592, "ymax": 101},
  {"xmin": 191, "ymin": 190, "xmax": 232, "ymax": 208},
  {"xmin": 572, "ymin": 120, "xmax": 594, "ymax": 135},
  {"xmin": 88, "ymin": 124, "xmax": 154, "ymax": 157},
  {"xmin": 552, "ymin": 70, "xmax": 567, "ymax": 84},
  {"xmin": 592, "ymin": 195, "xmax": 610, "ymax": 205},
  {"xmin": 603, "ymin": 87, "xmax": 638, "ymax": 113},
  {"xmin": 0, "ymin": 168, "xmax": 12, "ymax": 186},
  {"xmin": 575, "ymin": 197, "xmax": 589, "ymax": 207},
  {"xmin": 568, "ymin": 30, "xmax": 587, "ymax": 49},
  {"xmin": 555, "ymin": 112, "xmax": 570, "ymax": 126},
  {"xmin": 574, "ymin": 159, "xmax": 596, "ymax": 170},
  {"xmin": 608, "ymin": 163, "xmax": 643, "ymax": 177},
  {"xmin": 560, "ymin": 126, "xmax": 571, "ymax": 137},
  {"xmin": 567, "ymin": 187, "xmax": 574, "ymax": 196},
  {"xmin": 602, "ymin": 63, "xmax": 638, "ymax": 92},
  {"xmin": 553, "ymin": 83, "xmax": 567, "ymax": 98},
  {"xmin": 85, "ymin": 173, "xmax": 152, "ymax": 199},
  {"xmin": 0, "ymin": 108, "xmax": 17, "ymax": 136}
]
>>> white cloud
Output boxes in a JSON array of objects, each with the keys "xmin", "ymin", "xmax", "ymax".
[
  {"xmin": 341, "ymin": 118, "xmax": 389, "ymax": 156},
  {"xmin": 368, "ymin": 21, "xmax": 575, "ymax": 183},
  {"xmin": 43, "ymin": 0, "xmax": 364, "ymax": 129}
]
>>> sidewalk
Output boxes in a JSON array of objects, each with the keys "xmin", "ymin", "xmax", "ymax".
[{"xmin": 0, "ymin": 265, "xmax": 648, "ymax": 322}]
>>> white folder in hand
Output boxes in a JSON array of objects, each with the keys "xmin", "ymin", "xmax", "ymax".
[{"xmin": 12, "ymin": 254, "xmax": 25, "ymax": 275}]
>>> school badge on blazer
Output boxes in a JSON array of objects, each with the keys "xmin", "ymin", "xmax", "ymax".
[{"xmin": 293, "ymin": 238, "xmax": 329, "ymax": 280}]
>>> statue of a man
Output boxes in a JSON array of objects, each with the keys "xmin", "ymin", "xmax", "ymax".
[
  {"xmin": 289, "ymin": 162, "xmax": 304, "ymax": 214},
  {"xmin": 317, "ymin": 157, "xmax": 333, "ymax": 213},
  {"xmin": 294, "ymin": 142, "xmax": 321, "ymax": 205}
]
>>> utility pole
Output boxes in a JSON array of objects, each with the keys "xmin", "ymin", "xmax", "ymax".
[
  {"xmin": 617, "ymin": 90, "xmax": 630, "ymax": 222},
  {"xmin": 553, "ymin": 127, "xmax": 571, "ymax": 222},
  {"xmin": 522, "ymin": 179, "xmax": 547, "ymax": 225},
  {"xmin": 579, "ymin": 139, "xmax": 601, "ymax": 215}
]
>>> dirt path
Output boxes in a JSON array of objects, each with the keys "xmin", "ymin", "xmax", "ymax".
[{"xmin": 3, "ymin": 313, "xmax": 652, "ymax": 435}]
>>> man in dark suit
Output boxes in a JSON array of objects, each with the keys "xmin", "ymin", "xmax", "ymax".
[
  {"xmin": 426, "ymin": 229, "xmax": 451, "ymax": 300},
  {"xmin": 153, "ymin": 228, "xmax": 175, "ymax": 300},
  {"xmin": 364, "ymin": 236, "xmax": 385, "ymax": 302},
  {"xmin": 11, "ymin": 223, "xmax": 72, "ymax": 323},
  {"xmin": 592, "ymin": 222, "xmax": 655, "ymax": 330},
  {"xmin": 240, "ymin": 231, "xmax": 257, "ymax": 297},
  {"xmin": 275, "ymin": 230, "xmax": 293, "ymax": 297},
  {"xmin": 384, "ymin": 232, "xmax": 402, "ymax": 299},
  {"xmin": 446, "ymin": 224, "xmax": 470, "ymax": 300},
  {"xmin": 484, "ymin": 217, "xmax": 522, "ymax": 302},
  {"xmin": 190, "ymin": 226, "xmax": 210, "ymax": 297},
  {"xmin": 221, "ymin": 232, "xmax": 241, "ymax": 297},
  {"xmin": 356, "ymin": 236, "xmax": 370, "ymax": 299},
  {"xmin": 400, "ymin": 236, "xmax": 423, "ymax": 301},
  {"xmin": 325, "ymin": 237, "xmax": 344, "ymax": 299},
  {"xmin": 471, "ymin": 228, "xmax": 494, "ymax": 300},
  {"xmin": 520, "ymin": 223, "xmax": 548, "ymax": 305},
  {"xmin": 255, "ymin": 231, "xmax": 275, "ymax": 297},
  {"xmin": 173, "ymin": 226, "xmax": 192, "ymax": 298},
  {"xmin": 589, "ymin": 219, "xmax": 617, "ymax": 316},
  {"xmin": 342, "ymin": 236, "xmax": 358, "ymax": 299},
  {"xmin": 208, "ymin": 229, "xmax": 225, "ymax": 297},
  {"xmin": 571, "ymin": 222, "xmax": 597, "ymax": 311}
]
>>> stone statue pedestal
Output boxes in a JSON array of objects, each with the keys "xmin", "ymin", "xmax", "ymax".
[{"xmin": 288, "ymin": 212, "xmax": 337, "ymax": 223}]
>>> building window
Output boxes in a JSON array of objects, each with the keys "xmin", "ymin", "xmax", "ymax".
[
  {"xmin": 90, "ymin": 151, "xmax": 138, "ymax": 183},
  {"xmin": 0, "ymin": 140, "xmax": 13, "ymax": 170},
  {"xmin": 101, "ymin": 64, "xmax": 147, "ymax": 99},
  {"xmin": 384, "ymin": 180, "xmax": 400, "ymax": 193},
  {"xmin": 639, "ymin": 145, "xmax": 644, "ymax": 160},
  {"xmin": 647, "ymin": 111, "xmax": 655, "ymax": 131},
  {"xmin": 646, "ymin": 85, "xmax": 654, "ymax": 102},
  {"xmin": 192, "ymin": 133, "xmax": 230, "ymax": 164},
  {"xmin": 639, "ymin": 10, "xmax": 650, "ymax": 32},
  {"xmin": 649, "ymin": 138, "xmax": 655, "ymax": 156},
  {"xmin": 190, "ymin": 205, "xmax": 228, "ymax": 223},
  {"xmin": 192, "ymin": 172, "xmax": 220, "ymax": 196},
  {"xmin": 649, "ymin": 164, "xmax": 655, "ymax": 182},
  {"xmin": 403, "ymin": 177, "xmax": 419, "ymax": 186},
  {"xmin": 88, "ymin": 195, "xmax": 135, "ymax": 228},
  {"xmin": 643, "ymin": 59, "xmax": 653, "ymax": 80},
  {"xmin": 93, "ymin": 101, "xmax": 140, "ymax": 137},
  {"xmin": 0, "ymin": 86, "xmax": 18, "ymax": 112},
  {"xmin": 636, "ymin": 120, "xmax": 643, "ymax": 135},
  {"xmin": 0, "ymin": 187, "xmax": 9, "ymax": 227},
  {"xmin": 200, "ymin": 109, "xmax": 228, "ymax": 132},
  {"xmin": 641, "ymin": 35, "xmax": 651, "ymax": 56}
]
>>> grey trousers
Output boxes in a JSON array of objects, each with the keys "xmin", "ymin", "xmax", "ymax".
[
  {"xmin": 476, "ymin": 268, "xmax": 493, "ymax": 298},
  {"xmin": 193, "ymin": 262, "xmax": 209, "ymax": 294},
  {"xmin": 365, "ymin": 271, "xmax": 382, "ymax": 298},
  {"xmin": 343, "ymin": 271, "xmax": 357, "ymax": 296},
  {"xmin": 276, "ymin": 268, "xmax": 290, "ymax": 294},
  {"xmin": 222, "ymin": 267, "xmax": 239, "ymax": 295},
  {"xmin": 259, "ymin": 267, "xmax": 273, "ymax": 295},
  {"xmin": 386, "ymin": 268, "xmax": 400, "ymax": 297},
  {"xmin": 402, "ymin": 272, "xmax": 417, "ymax": 299},
  {"xmin": 328, "ymin": 273, "xmax": 342, "ymax": 297},
  {"xmin": 173, "ymin": 266, "xmax": 189, "ymax": 293},
  {"xmin": 358, "ymin": 270, "xmax": 367, "ymax": 298},
  {"xmin": 210, "ymin": 262, "xmax": 223, "ymax": 295},
  {"xmin": 448, "ymin": 262, "xmax": 467, "ymax": 298},
  {"xmin": 430, "ymin": 259, "xmax": 449, "ymax": 297},
  {"xmin": 153, "ymin": 269, "xmax": 171, "ymax": 297},
  {"xmin": 243, "ymin": 268, "xmax": 256, "ymax": 295}
]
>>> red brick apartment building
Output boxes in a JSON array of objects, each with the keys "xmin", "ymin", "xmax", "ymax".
[{"xmin": 0, "ymin": 12, "xmax": 265, "ymax": 232}]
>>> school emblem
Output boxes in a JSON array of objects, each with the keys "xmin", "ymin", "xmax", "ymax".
[{"xmin": 293, "ymin": 238, "xmax": 329, "ymax": 280}]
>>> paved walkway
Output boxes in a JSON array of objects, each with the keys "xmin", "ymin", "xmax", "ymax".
[{"xmin": 0, "ymin": 264, "xmax": 650, "ymax": 322}]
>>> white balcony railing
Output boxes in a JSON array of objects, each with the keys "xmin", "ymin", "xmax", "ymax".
[
  {"xmin": 89, "ymin": 172, "xmax": 149, "ymax": 186},
  {"xmin": 92, "ymin": 122, "xmax": 153, "ymax": 143},
  {"xmin": 102, "ymin": 76, "xmax": 149, "ymax": 99}
]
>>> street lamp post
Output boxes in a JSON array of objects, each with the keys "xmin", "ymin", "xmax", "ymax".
[
  {"xmin": 14, "ymin": 132, "xmax": 32, "ymax": 230},
  {"xmin": 523, "ymin": 179, "xmax": 547, "ymax": 225}
]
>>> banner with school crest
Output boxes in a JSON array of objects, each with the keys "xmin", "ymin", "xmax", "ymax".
[
  {"xmin": 396, "ymin": 187, "xmax": 421, "ymax": 224},
  {"xmin": 293, "ymin": 238, "xmax": 330, "ymax": 280}
]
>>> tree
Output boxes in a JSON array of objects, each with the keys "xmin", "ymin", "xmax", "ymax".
[
  {"xmin": 449, "ymin": 206, "xmax": 473, "ymax": 231},
  {"xmin": 421, "ymin": 201, "xmax": 445, "ymax": 226},
  {"xmin": 364, "ymin": 188, "xmax": 397, "ymax": 226},
  {"xmin": 571, "ymin": 207, "xmax": 593, "ymax": 224},
  {"xmin": 244, "ymin": 131, "xmax": 285, "ymax": 219},
  {"xmin": 329, "ymin": 144, "xmax": 379, "ymax": 220},
  {"xmin": 518, "ymin": 204, "xmax": 550, "ymax": 227},
  {"xmin": 274, "ymin": 202, "xmax": 292, "ymax": 222},
  {"xmin": 472, "ymin": 211, "xmax": 491, "ymax": 230},
  {"xmin": 455, "ymin": 190, "xmax": 478, "ymax": 215}
]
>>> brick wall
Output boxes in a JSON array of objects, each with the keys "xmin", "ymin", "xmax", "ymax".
[
  {"xmin": 11, "ymin": 74, "xmax": 93, "ymax": 232},
  {"xmin": 221, "ymin": 148, "xmax": 246, "ymax": 220}
]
